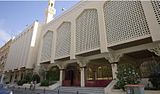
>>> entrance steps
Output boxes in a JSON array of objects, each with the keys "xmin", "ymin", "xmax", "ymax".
[{"xmin": 54, "ymin": 86, "xmax": 105, "ymax": 94}]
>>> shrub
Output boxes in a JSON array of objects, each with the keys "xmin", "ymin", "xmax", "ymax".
[
  {"xmin": 149, "ymin": 63, "xmax": 160, "ymax": 89},
  {"xmin": 17, "ymin": 80, "xmax": 24, "ymax": 86},
  {"xmin": 23, "ymin": 73, "xmax": 32, "ymax": 83},
  {"xmin": 116, "ymin": 64, "xmax": 140, "ymax": 91},
  {"xmin": 46, "ymin": 67, "xmax": 60, "ymax": 81},
  {"xmin": 17, "ymin": 79, "xmax": 27, "ymax": 86},
  {"xmin": 40, "ymin": 80, "xmax": 49, "ymax": 86},
  {"xmin": 32, "ymin": 74, "xmax": 40, "ymax": 83},
  {"xmin": 5, "ymin": 82, "xmax": 9, "ymax": 84}
]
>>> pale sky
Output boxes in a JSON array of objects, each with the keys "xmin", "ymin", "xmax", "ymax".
[{"xmin": 0, "ymin": 0, "xmax": 80, "ymax": 47}]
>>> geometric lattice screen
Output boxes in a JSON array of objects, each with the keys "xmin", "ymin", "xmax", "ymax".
[
  {"xmin": 103, "ymin": 1, "xmax": 150, "ymax": 46},
  {"xmin": 76, "ymin": 9, "xmax": 100, "ymax": 53},
  {"xmin": 151, "ymin": 1, "xmax": 160, "ymax": 24},
  {"xmin": 41, "ymin": 31, "xmax": 53, "ymax": 62},
  {"xmin": 55, "ymin": 22, "xmax": 71, "ymax": 58}
]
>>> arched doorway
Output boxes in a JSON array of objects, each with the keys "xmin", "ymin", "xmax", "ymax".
[{"xmin": 63, "ymin": 63, "xmax": 80, "ymax": 86}]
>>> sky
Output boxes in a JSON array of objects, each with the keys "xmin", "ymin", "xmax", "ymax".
[{"xmin": 0, "ymin": 0, "xmax": 80, "ymax": 47}]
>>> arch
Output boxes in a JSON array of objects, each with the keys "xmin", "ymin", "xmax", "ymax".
[
  {"xmin": 86, "ymin": 59, "xmax": 112, "ymax": 80},
  {"xmin": 140, "ymin": 57, "xmax": 160, "ymax": 78},
  {"xmin": 43, "ymin": 30, "xmax": 53, "ymax": 38},
  {"xmin": 63, "ymin": 63, "xmax": 80, "ymax": 86},
  {"xmin": 86, "ymin": 58, "xmax": 112, "ymax": 87}
]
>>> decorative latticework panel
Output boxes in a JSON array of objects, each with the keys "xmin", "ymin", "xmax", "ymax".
[
  {"xmin": 55, "ymin": 22, "xmax": 71, "ymax": 58},
  {"xmin": 103, "ymin": 1, "xmax": 150, "ymax": 45},
  {"xmin": 41, "ymin": 31, "xmax": 53, "ymax": 61},
  {"xmin": 151, "ymin": 1, "xmax": 160, "ymax": 24},
  {"xmin": 76, "ymin": 9, "xmax": 100, "ymax": 53}
]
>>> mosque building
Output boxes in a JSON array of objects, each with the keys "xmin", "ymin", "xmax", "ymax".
[{"xmin": 2, "ymin": 0, "xmax": 160, "ymax": 91}]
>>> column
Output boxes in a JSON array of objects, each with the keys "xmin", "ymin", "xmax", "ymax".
[
  {"xmin": 17, "ymin": 71, "xmax": 21, "ymax": 81},
  {"xmin": 70, "ymin": 20, "xmax": 76, "ymax": 59},
  {"xmin": 97, "ymin": 4, "xmax": 109, "ymax": 53},
  {"xmin": 59, "ymin": 69, "xmax": 64, "ymax": 86},
  {"xmin": 0, "ymin": 72, "xmax": 5, "ymax": 83},
  {"xmin": 80, "ymin": 67, "xmax": 85, "ymax": 87},
  {"xmin": 12, "ymin": 72, "xmax": 15, "ymax": 83},
  {"xmin": 111, "ymin": 63, "xmax": 118, "ymax": 80},
  {"xmin": 76, "ymin": 56, "xmax": 89, "ymax": 87},
  {"xmin": 104, "ymin": 53, "xmax": 123, "ymax": 80}
]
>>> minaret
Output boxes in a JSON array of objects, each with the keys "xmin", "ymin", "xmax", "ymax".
[{"xmin": 45, "ymin": 0, "xmax": 56, "ymax": 23}]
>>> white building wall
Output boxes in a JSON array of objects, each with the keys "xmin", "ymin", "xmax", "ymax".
[
  {"xmin": 27, "ymin": 22, "xmax": 42, "ymax": 69},
  {"xmin": 141, "ymin": 1, "xmax": 160, "ymax": 42},
  {"xmin": 5, "ymin": 21, "xmax": 41, "ymax": 71},
  {"xmin": 19, "ymin": 32, "xmax": 25, "ymax": 68},
  {"xmin": 37, "ymin": 1, "xmax": 160, "ymax": 64},
  {"xmin": 38, "ymin": 1, "xmax": 106, "ymax": 64}
]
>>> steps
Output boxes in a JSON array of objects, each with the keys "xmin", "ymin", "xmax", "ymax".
[{"xmin": 54, "ymin": 86, "xmax": 105, "ymax": 94}]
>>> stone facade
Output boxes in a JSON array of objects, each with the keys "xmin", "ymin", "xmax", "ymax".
[
  {"xmin": 0, "ymin": 39, "xmax": 12, "ymax": 83},
  {"xmin": 1, "ymin": 1, "xmax": 160, "ymax": 93},
  {"xmin": 3, "ymin": 21, "xmax": 42, "ymax": 83},
  {"xmin": 37, "ymin": 0, "xmax": 160, "ymax": 88}
]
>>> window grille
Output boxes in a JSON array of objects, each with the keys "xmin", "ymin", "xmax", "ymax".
[
  {"xmin": 151, "ymin": 1, "xmax": 160, "ymax": 24},
  {"xmin": 41, "ymin": 31, "xmax": 53, "ymax": 61},
  {"xmin": 103, "ymin": 1, "xmax": 150, "ymax": 45},
  {"xmin": 76, "ymin": 9, "xmax": 100, "ymax": 53},
  {"xmin": 55, "ymin": 22, "xmax": 71, "ymax": 58}
]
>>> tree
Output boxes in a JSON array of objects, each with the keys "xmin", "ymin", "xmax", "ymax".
[
  {"xmin": 38, "ymin": 66, "xmax": 46, "ymax": 80},
  {"xmin": 149, "ymin": 63, "xmax": 160, "ymax": 89},
  {"xmin": 23, "ymin": 73, "xmax": 32, "ymax": 83},
  {"xmin": 46, "ymin": 66, "xmax": 60, "ymax": 81},
  {"xmin": 116, "ymin": 64, "xmax": 140, "ymax": 90},
  {"xmin": 32, "ymin": 74, "xmax": 40, "ymax": 83}
]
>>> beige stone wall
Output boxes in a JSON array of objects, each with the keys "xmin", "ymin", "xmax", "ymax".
[
  {"xmin": 38, "ymin": 1, "xmax": 160, "ymax": 65},
  {"xmin": 0, "ymin": 40, "xmax": 12, "ymax": 75},
  {"xmin": 4, "ymin": 21, "xmax": 42, "ymax": 71}
]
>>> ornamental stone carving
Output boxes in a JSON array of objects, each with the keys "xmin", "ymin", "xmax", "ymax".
[
  {"xmin": 104, "ymin": 52, "xmax": 123, "ymax": 63},
  {"xmin": 56, "ymin": 62, "xmax": 67, "ymax": 70},
  {"xmin": 148, "ymin": 44, "xmax": 160, "ymax": 56},
  {"xmin": 76, "ymin": 56, "xmax": 89, "ymax": 67}
]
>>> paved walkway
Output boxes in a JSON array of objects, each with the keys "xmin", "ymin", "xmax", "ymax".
[{"xmin": 11, "ymin": 87, "xmax": 89, "ymax": 94}]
